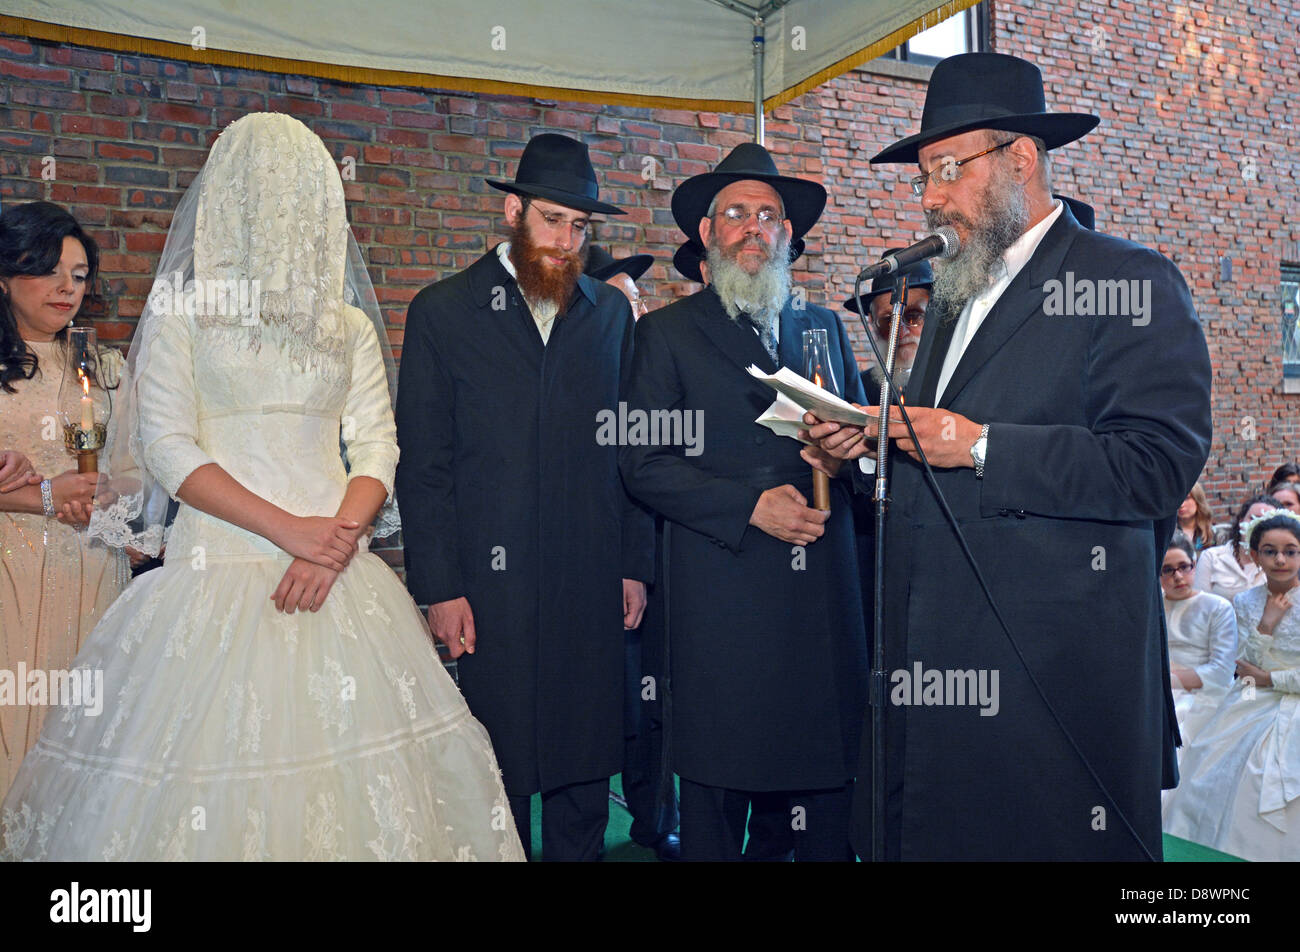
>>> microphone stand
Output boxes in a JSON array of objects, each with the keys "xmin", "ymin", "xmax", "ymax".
[{"xmin": 870, "ymin": 272, "xmax": 908, "ymax": 863}]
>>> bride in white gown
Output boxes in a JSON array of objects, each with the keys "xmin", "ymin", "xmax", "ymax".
[{"xmin": 0, "ymin": 113, "xmax": 526, "ymax": 861}]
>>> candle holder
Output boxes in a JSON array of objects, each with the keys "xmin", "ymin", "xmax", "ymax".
[
  {"xmin": 57, "ymin": 326, "xmax": 108, "ymax": 474},
  {"xmin": 62, "ymin": 420, "xmax": 107, "ymax": 473},
  {"xmin": 801, "ymin": 328, "xmax": 841, "ymax": 512}
]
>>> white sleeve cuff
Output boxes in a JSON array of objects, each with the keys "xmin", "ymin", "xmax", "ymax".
[{"xmin": 142, "ymin": 434, "xmax": 215, "ymax": 498}]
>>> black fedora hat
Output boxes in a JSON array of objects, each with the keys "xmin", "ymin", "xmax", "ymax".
[
  {"xmin": 673, "ymin": 236, "xmax": 806, "ymax": 283},
  {"xmin": 1054, "ymin": 194, "xmax": 1095, "ymax": 230},
  {"xmin": 584, "ymin": 245, "xmax": 653, "ymax": 283},
  {"xmin": 871, "ymin": 53, "xmax": 1099, "ymax": 165},
  {"xmin": 842, "ymin": 259, "xmax": 934, "ymax": 315},
  {"xmin": 487, "ymin": 133, "xmax": 625, "ymax": 215},
  {"xmin": 671, "ymin": 143, "xmax": 826, "ymax": 244}
]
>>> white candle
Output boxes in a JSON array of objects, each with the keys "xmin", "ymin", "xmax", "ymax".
[{"xmin": 80, "ymin": 373, "xmax": 93, "ymax": 431}]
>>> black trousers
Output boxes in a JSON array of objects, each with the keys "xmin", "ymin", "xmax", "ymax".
[
  {"xmin": 508, "ymin": 777, "xmax": 609, "ymax": 862},
  {"xmin": 624, "ymin": 623, "xmax": 679, "ymax": 845},
  {"xmin": 679, "ymin": 779, "xmax": 854, "ymax": 862}
]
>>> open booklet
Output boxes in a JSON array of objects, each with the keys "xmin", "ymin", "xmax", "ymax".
[
  {"xmin": 750, "ymin": 365, "xmax": 878, "ymax": 472},
  {"xmin": 747, "ymin": 364, "xmax": 871, "ymax": 428}
]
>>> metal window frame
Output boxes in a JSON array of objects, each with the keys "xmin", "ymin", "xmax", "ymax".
[
  {"xmin": 885, "ymin": 0, "xmax": 990, "ymax": 65},
  {"xmin": 1282, "ymin": 262, "xmax": 1300, "ymax": 379}
]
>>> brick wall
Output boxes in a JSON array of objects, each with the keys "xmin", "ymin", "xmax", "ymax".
[{"xmin": 1, "ymin": 0, "xmax": 1297, "ymax": 526}]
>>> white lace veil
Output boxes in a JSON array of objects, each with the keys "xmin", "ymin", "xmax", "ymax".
[{"xmin": 88, "ymin": 112, "xmax": 400, "ymax": 554}]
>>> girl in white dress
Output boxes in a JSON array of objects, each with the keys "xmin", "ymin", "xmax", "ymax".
[
  {"xmin": 1164, "ymin": 509, "xmax": 1300, "ymax": 861},
  {"xmin": 1192, "ymin": 494, "xmax": 1276, "ymax": 601},
  {"xmin": 0, "ymin": 114, "xmax": 525, "ymax": 861},
  {"xmin": 1160, "ymin": 532, "xmax": 1235, "ymax": 749}
]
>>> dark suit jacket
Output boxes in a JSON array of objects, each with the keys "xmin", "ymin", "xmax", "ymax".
[
  {"xmin": 620, "ymin": 287, "xmax": 870, "ymax": 791},
  {"xmin": 395, "ymin": 247, "xmax": 653, "ymax": 796},
  {"xmin": 853, "ymin": 204, "xmax": 1212, "ymax": 860}
]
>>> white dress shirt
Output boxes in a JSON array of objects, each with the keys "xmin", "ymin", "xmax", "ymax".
[
  {"xmin": 934, "ymin": 200, "xmax": 1064, "ymax": 403},
  {"xmin": 1193, "ymin": 542, "xmax": 1265, "ymax": 602}
]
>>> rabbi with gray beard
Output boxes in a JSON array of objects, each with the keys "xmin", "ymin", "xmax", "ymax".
[
  {"xmin": 619, "ymin": 143, "xmax": 868, "ymax": 862},
  {"xmin": 802, "ymin": 52, "xmax": 1212, "ymax": 861}
]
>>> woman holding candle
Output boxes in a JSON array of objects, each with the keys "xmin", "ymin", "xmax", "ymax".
[{"xmin": 0, "ymin": 201, "xmax": 127, "ymax": 797}]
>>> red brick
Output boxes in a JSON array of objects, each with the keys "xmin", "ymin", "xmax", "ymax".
[
  {"xmin": 1, "ymin": 61, "xmax": 71, "ymax": 82},
  {"xmin": 96, "ymin": 141, "xmax": 157, "ymax": 162},
  {"xmin": 124, "ymin": 232, "xmax": 168, "ymax": 252},
  {"xmin": 146, "ymin": 102, "xmax": 211, "ymax": 124},
  {"xmin": 45, "ymin": 48, "xmax": 116, "ymax": 70},
  {"xmin": 88, "ymin": 94, "xmax": 142, "ymax": 116},
  {"xmin": 380, "ymin": 89, "xmax": 431, "ymax": 106},
  {"xmin": 0, "ymin": 37, "xmax": 34, "ymax": 57},
  {"xmin": 332, "ymin": 102, "xmax": 389, "ymax": 124},
  {"xmin": 50, "ymin": 184, "xmax": 120, "ymax": 204},
  {"xmin": 99, "ymin": 253, "xmax": 155, "ymax": 273},
  {"xmin": 378, "ymin": 127, "xmax": 430, "ymax": 147},
  {"xmin": 268, "ymin": 96, "xmax": 325, "ymax": 117}
]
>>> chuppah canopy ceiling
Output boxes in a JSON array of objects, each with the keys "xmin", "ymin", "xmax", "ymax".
[{"xmin": 2, "ymin": 0, "xmax": 978, "ymax": 113}]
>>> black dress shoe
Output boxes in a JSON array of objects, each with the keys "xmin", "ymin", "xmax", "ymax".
[{"xmin": 652, "ymin": 832, "xmax": 681, "ymax": 862}]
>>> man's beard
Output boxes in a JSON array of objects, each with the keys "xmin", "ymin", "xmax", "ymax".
[
  {"xmin": 925, "ymin": 163, "xmax": 1030, "ymax": 320},
  {"xmin": 705, "ymin": 230, "xmax": 792, "ymax": 337},
  {"xmin": 508, "ymin": 215, "xmax": 585, "ymax": 309}
]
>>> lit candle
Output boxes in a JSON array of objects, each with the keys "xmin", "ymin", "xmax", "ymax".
[{"xmin": 79, "ymin": 371, "xmax": 94, "ymax": 431}]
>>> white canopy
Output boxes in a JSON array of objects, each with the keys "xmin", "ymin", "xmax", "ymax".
[{"xmin": 3, "ymin": 0, "xmax": 976, "ymax": 112}]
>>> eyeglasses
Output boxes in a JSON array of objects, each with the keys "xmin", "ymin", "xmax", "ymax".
[
  {"xmin": 872, "ymin": 306, "xmax": 926, "ymax": 337},
  {"xmin": 910, "ymin": 139, "xmax": 1016, "ymax": 197},
  {"xmin": 716, "ymin": 204, "xmax": 784, "ymax": 229},
  {"xmin": 526, "ymin": 201, "xmax": 589, "ymax": 237},
  {"xmin": 1159, "ymin": 563, "xmax": 1195, "ymax": 577},
  {"xmin": 1257, "ymin": 547, "xmax": 1300, "ymax": 560}
]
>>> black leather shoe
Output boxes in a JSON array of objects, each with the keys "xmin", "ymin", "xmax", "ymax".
[{"xmin": 652, "ymin": 832, "xmax": 681, "ymax": 862}]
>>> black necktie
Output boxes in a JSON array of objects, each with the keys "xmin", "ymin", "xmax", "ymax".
[{"xmin": 745, "ymin": 312, "xmax": 778, "ymax": 365}]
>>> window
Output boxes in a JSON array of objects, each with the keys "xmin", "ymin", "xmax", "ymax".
[
  {"xmin": 1283, "ymin": 264, "xmax": 1300, "ymax": 379},
  {"xmin": 883, "ymin": 1, "xmax": 990, "ymax": 65}
]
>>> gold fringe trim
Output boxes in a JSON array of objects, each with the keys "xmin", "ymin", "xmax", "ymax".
[{"xmin": 3, "ymin": 2, "xmax": 979, "ymax": 115}]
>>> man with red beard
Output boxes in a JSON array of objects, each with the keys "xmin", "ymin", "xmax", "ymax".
[
  {"xmin": 619, "ymin": 143, "xmax": 868, "ymax": 861},
  {"xmin": 396, "ymin": 133, "xmax": 653, "ymax": 861}
]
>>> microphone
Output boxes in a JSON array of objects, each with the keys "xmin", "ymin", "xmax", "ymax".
[{"xmin": 857, "ymin": 227, "xmax": 960, "ymax": 281}]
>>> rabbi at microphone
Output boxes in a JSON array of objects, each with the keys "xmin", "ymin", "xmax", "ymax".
[{"xmin": 801, "ymin": 52, "xmax": 1211, "ymax": 861}]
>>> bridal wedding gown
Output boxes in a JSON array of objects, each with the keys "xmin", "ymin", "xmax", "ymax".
[{"xmin": 0, "ymin": 302, "xmax": 526, "ymax": 861}]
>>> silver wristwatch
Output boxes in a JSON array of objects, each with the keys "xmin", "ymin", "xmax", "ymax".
[{"xmin": 969, "ymin": 423, "xmax": 989, "ymax": 478}]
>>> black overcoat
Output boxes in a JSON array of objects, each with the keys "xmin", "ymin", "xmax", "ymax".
[
  {"xmin": 852, "ymin": 205, "xmax": 1212, "ymax": 860},
  {"xmin": 619, "ymin": 287, "xmax": 869, "ymax": 792},
  {"xmin": 395, "ymin": 248, "xmax": 654, "ymax": 796}
]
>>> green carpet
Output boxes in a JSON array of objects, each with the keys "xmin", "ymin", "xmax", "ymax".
[
  {"xmin": 527, "ymin": 779, "xmax": 1246, "ymax": 861},
  {"xmin": 1161, "ymin": 834, "xmax": 1245, "ymax": 862}
]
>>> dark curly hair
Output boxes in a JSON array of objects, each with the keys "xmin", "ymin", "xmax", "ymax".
[
  {"xmin": 0, "ymin": 201, "xmax": 102, "ymax": 394},
  {"xmin": 1229, "ymin": 493, "xmax": 1284, "ymax": 562}
]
